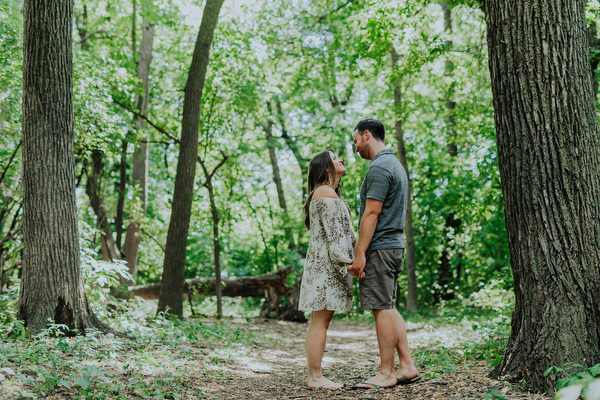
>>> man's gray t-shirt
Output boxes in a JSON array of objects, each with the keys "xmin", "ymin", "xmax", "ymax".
[{"xmin": 359, "ymin": 148, "xmax": 408, "ymax": 250}]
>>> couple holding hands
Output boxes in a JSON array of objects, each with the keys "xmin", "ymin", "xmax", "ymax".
[{"xmin": 298, "ymin": 119, "xmax": 421, "ymax": 390}]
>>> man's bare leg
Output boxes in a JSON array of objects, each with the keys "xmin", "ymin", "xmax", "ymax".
[
  {"xmin": 392, "ymin": 309, "xmax": 419, "ymax": 380},
  {"xmin": 305, "ymin": 310, "xmax": 342, "ymax": 389},
  {"xmin": 355, "ymin": 309, "xmax": 398, "ymax": 388}
]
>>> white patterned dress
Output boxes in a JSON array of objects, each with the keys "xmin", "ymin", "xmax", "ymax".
[{"xmin": 299, "ymin": 197, "xmax": 356, "ymax": 312}]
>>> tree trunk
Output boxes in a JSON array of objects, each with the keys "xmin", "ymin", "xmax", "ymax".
[
  {"xmin": 390, "ymin": 44, "xmax": 418, "ymax": 313},
  {"xmin": 275, "ymin": 97, "xmax": 309, "ymax": 200},
  {"xmin": 277, "ymin": 273, "xmax": 307, "ymax": 322},
  {"xmin": 157, "ymin": 0, "xmax": 225, "ymax": 316},
  {"xmin": 116, "ymin": 140, "xmax": 127, "ymax": 251},
  {"xmin": 85, "ymin": 150, "xmax": 122, "ymax": 261},
  {"xmin": 436, "ymin": 1, "xmax": 462, "ymax": 303},
  {"xmin": 123, "ymin": 9, "xmax": 155, "ymax": 284},
  {"xmin": 208, "ymin": 183, "xmax": 222, "ymax": 318},
  {"xmin": 263, "ymin": 115, "xmax": 296, "ymax": 250},
  {"xmin": 198, "ymin": 153, "xmax": 228, "ymax": 319},
  {"xmin": 129, "ymin": 265, "xmax": 295, "ymax": 299},
  {"xmin": 442, "ymin": 1, "xmax": 457, "ymax": 157},
  {"xmin": 18, "ymin": 0, "xmax": 112, "ymax": 335},
  {"xmin": 484, "ymin": 0, "xmax": 600, "ymax": 393}
]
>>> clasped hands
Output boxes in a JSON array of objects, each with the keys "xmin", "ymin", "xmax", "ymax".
[{"xmin": 346, "ymin": 253, "xmax": 366, "ymax": 279}]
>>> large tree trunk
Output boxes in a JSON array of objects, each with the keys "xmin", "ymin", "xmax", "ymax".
[
  {"xmin": 390, "ymin": 44, "xmax": 418, "ymax": 313},
  {"xmin": 484, "ymin": 0, "xmax": 600, "ymax": 393},
  {"xmin": 123, "ymin": 8, "xmax": 155, "ymax": 284},
  {"xmin": 130, "ymin": 266, "xmax": 295, "ymax": 299},
  {"xmin": 157, "ymin": 0, "xmax": 225, "ymax": 316},
  {"xmin": 18, "ymin": 0, "xmax": 112, "ymax": 335}
]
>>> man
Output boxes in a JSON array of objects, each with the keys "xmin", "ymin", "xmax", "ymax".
[{"xmin": 348, "ymin": 119, "xmax": 420, "ymax": 389}]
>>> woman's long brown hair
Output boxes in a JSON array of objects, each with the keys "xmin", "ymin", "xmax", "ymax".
[{"xmin": 302, "ymin": 150, "xmax": 341, "ymax": 229}]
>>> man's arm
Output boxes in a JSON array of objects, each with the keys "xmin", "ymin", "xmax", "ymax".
[{"xmin": 347, "ymin": 198, "xmax": 383, "ymax": 279}]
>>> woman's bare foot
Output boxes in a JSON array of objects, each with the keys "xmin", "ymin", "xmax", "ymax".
[{"xmin": 307, "ymin": 376, "xmax": 343, "ymax": 389}]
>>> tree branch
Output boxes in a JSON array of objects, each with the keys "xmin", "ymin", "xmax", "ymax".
[
  {"xmin": 140, "ymin": 227, "xmax": 166, "ymax": 253},
  {"xmin": 0, "ymin": 228, "xmax": 22, "ymax": 248},
  {"xmin": 197, "ymin": 151, "xmax": 228, "ymax": 187},
  {"xmin": 274, "ymin": 97, "xmax": 308, "ymax": 168},
  {"xmin": 0, "ymin": 142, "xmax": 21, "ymax": 187},
  {"xmin": 78, "ymin": 30, "xmax": 109, "ymax": 44},
  {"xmin": 112, "ymin": 99, "xmax": 180, "ymax": 143},
  {"xmin": 312, "ymin": 1, "xmax": 352, "ymax": 27}
]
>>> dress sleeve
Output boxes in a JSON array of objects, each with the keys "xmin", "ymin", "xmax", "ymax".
[{"xmin": 316, "ymin": 198, "xmax": 356, "ymax": 264}]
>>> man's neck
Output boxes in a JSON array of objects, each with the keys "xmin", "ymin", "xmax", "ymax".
[{"xmin": 368, "ymin": 142, "xmax": 387, "ymax": 160}]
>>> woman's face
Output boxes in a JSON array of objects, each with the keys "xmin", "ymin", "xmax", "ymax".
[{"xmin": 329, "ymin": 151, "xmax": 346, "ymax": 177}]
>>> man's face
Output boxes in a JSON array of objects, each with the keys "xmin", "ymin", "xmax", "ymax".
[{"xmin": 353, "ymin": 130, "xmax": 368, "ymax": 159}]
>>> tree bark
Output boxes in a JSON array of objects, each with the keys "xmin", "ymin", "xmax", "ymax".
[
  {"xmin": 123, "ymin": 8, "xmax": 155, "ymax": 284},
  {"xmin": 130, "ymin": 266, "xmax": 295, "ymax": 299},
  {"xmin": 390, "ymin": 44, "xmax": 418, "ymax": 313},
  {"xmin": 18, "ymin": 0, "xmax": 113, "ymax": 335},
  {"xmin": 157, "ymin": 0, "xmax": 225, "ymax": 316},
  {"xmin": 589, "ymin": 23, "xmax": 600, "ymax": 102},
  {"xmin": 484, "ymin": 0, "xmax": 600, "ymax": 393}
]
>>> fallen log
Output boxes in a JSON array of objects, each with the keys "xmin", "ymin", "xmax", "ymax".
[{"xmin": 128, "ymin": 265, "xmax": 295, "ymax": 300}]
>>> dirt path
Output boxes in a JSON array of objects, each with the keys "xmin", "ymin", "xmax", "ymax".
[{"xmin": 188, "ymin": 319, "xmax": 550, "ymax": 400}]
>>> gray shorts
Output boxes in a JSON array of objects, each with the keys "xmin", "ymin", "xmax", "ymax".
[{"xmin": 359, "ymin": 248, "xmax": 405, "ymax": 310}]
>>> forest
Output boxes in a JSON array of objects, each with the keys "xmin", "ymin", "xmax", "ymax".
[{"xmin": 1, "ymin": 0, "xmax": 600, "ymax": 398}]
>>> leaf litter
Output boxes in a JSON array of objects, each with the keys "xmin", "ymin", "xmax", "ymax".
[{"xmin": 0, "ymin": 317, "xmax": 552, "ymax": 399}]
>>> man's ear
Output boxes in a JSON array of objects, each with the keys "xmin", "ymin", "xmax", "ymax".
[{"xmin": 363, "ymin": 130, "xmax": 371, "ymax": 141}]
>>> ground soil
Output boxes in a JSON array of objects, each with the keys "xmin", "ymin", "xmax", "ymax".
[{"xmin": 190, "ymin": 318, "xmax": 551, "ymax": 400}]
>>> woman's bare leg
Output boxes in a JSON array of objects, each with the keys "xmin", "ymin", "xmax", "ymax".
[{"xmin": 305, "ymin": 309, "xmax": 341, "ymax": 389}]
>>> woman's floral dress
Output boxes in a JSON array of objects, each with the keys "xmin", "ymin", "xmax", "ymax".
[{"xmin": 299, "ymin": 197, "xmax": 356, "ymax": 311}]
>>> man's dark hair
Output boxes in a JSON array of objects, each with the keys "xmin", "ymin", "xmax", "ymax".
[{"xmin": 354, "ymin": 119, "xmax": 385, "ymax": 142}]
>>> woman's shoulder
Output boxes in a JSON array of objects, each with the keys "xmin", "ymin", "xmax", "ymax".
[{"xmin": 311, "ymin": 185, "xmax": 339, "ymax": 202}]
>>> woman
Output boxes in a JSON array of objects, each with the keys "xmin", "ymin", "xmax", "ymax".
[{"xmin": 298, "ymin": 149, "xmax": 357, "ymax": 389}]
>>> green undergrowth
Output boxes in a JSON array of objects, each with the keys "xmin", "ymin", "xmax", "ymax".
[
  {"xmin": 0, "ymin": 310, "xmax": 258, "ymax": 399},
  {"xmin": 547, "ymin": 362, "xmax": 600, "ymax": 400},
  {"xmin": 0, "ymin": 267, "xmax": 513, "ymax": 399}
]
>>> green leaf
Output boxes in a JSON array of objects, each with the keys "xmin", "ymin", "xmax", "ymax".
[
  {"xmin": 15, "ymin": 389, "xmax": 37, "ymax": 399},
  {"xmin": 545, "ymin": 366, "xmax": 562, "ymax": 377},
  {"xmin": 73, "ymin": 375, "xmax": 92, "ymax": 388},
  {"xmin": 58, "ymin": 379, "xmax": 71, "ymax": 389},
  {"xmin": 481, "ymin": 388, "xmax": 507, "ymax": 400},
  {"xmin": 18, "ymin": 375, "xmax": 35, "ymax": 384},
  {"xmin": 589, "ymin": 364, "xmax": 600, "ymax": 377}
]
